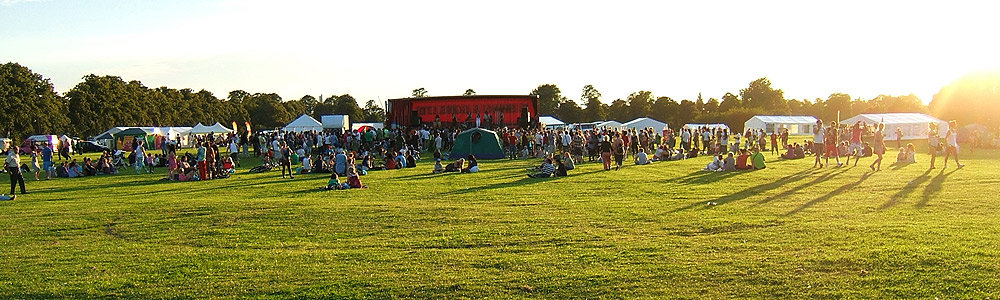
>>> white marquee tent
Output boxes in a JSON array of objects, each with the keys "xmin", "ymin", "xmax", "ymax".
[
  {"xmin": 683, "ymin": 123, "xmax": 730, "ymax": 131},
  {"xmin": 321, "ymin": 115, "xmax": 350, "ymax": 129},
  {"xmin": 622, "ymin": 117, "xmax": 668, "ymax": 131},
  {"xmin": 283, "ymin": 114, "xmax": 324, "ymax": 132},
  {"xmin": 840, "ymin": 113, "xmax": 948, "ymax": 140},
  {"xmin": 538, "ymin": 116, "xmax": 566, "ymax": 128},
  {"xmin": 744, "ymin": 115, "xmax": 818, "ymax": 134},
  {"xmin": 188, "ymin": 122, "xmax": 234, "ymax": 135},
  {"xmin": 596, "ymin": 120, "xmax": 623, "ymax": 130}
]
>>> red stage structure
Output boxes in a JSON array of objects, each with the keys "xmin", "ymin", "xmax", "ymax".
[{"xmin": 387, "ymin": 95, "xmax": 539, "ymax": 128}]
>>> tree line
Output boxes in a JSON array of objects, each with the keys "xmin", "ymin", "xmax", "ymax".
[
  {"xmin": 0, "ymin": 62, "xmax": 385, "ymax": 139},
  {"xmin": 3, "ymin": 61, "xmax": 995, "ymax": 139},
  {"xmin": 530, "ymin": 78, "xmax": 934, "ymax": 132}
]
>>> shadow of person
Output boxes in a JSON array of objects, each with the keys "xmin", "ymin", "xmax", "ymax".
[
  {"xmin": 786, "ymin": 172, "xmax": 873, "ymax": 216},
  {"xmin": 876, "ymin": 169, "xmax": 932, "ymax": 211},
  {"xmin": 916, "ymin": 168, "xmax": 957, "ymax": 209}
]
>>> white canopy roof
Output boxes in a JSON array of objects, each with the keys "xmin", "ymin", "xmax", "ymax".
[
  {"xmin": 622, "ymin": 117, "xmax": 668, "ymax": 130},
  {"xmin": 596, "ymin": 120, "xmax": 622, "ymax": 129},
  {"xmin": 284, "ymin": 114, "xmax": 323, "ymax": 132},
  {"xmin": 748, "ymin": 115, "xmax": 818, "ymax": 124},
  {"xmin": 840, "ymin": 113, "xmax": 943, "ymax": 125},
  {"xmin": 841, "ymin": 113, "xmax": 948, "ymax": 140},
  {"xmin": 538, "ymin": 115, "xmax": 565, "ymax": 126},
  {"xmin": 188, "ymin": 122, "xmax": 233, "ymax": 135},
  {"xmin": 684, "ymin": 123, "xmax": 730, "ymax": 131},
  {"xmin": 321, "ymin": 115, "xmax": 349, "ymax": 129}
]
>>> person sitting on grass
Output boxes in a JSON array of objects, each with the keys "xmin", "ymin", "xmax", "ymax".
[
  {"xmin": 736, "ymin": 149, "xmax": 753, "ymax": 170},
  {"xmin": 667, "ymin": 148, "xmax": 686, "ymax": 161},
  {"xmin": 702, "ymin": 154, "xmax": 723, "ymax": 172},
  {"xmin": 319, "ymin": 173, "xmax": 342, "ymax": 190},
  {"xmin": 461, "ymin": 155, "xmax": 478, "ymax": 173},
  {"xmin": 444, "ymin": 158, "xmax": 464, "ymax": 173},
  {"xmin": 687, "ymin": 147, "xmax": 700, "ymax": 159},
  {"xmin": 722, "ymin": 152, "xmax": 737, "ymax": 171},
  {"xmin": 905, "ymin": 143, "xmax": 916, "ymax": 163},
  {"xmin": 528, "ymin": 157, "xmax": 556, "ymax": 178},
  {"xmin": 299, "ymin": 155, "xmax": 311, "ymax": 174},
  {"xmin": 895, "ymin": 147, "xmax": 907, "ymax": 164},
  {"xmin": 55, "ymin": 162, "xmax": 70, "ymax": 178},
  {"xmin": 553, "ymin": 157, "xmax": 568, "ymax": 177},
  {"xmin": 67, "ymin": 160, "xmax": 81, "ymax": 178},
  {"xmin": 562, "ymin": 152, "xmax": 575, "ymax": 171},
  {"xmin": 222, "ymin": 157, "xmax": 236, "ymax": 174},
  {"xmin": 634, "ymin": 148, "xmax": 650, "ymax": 165},
  {"xmin": 0, "ymin": 194, "xmax": 15, "ymax": 201},
  {"xmin": 751, "ymin": 148, "xmax": 766, "ymax": 170},
  {"xmin": 405, "ymin": 151, "xmax": 417, "ymax": 168},
  {"xmin": 432, "ymin": 159, "xmax": 444, "ymax": 174},
  {"xmin": 345, "ymin": 167, "xmax": 368, "ymax": 189},
  {"xmin": 862, "ymin": 142, "xmax": 873, "ymax": 157}
]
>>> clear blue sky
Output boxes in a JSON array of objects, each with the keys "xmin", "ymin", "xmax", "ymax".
[{"xmin": 3, "ymin": 0, "xmax": 998, "ymax": 105}]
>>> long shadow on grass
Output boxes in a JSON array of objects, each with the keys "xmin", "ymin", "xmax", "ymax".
[
  {"xmin": 438, "ymin": 168, "xmax": 606, "ymax": 196},
  {"xmin": 785, "ymin": 172, "xmax": 873, "ymax": 216},
  {"xmin": 671, "ymin": 168, "xmax": 816, "ymax": 212},
  {"xmin": 751, "ymin": 167, "xmax": 849, "ymax": 207},
  {"xmin": 916, "ymin": 168, "xmax": 957, "ymax": 209},
  {"xmin": 30, "ymin": 175, "xmax": 176, "ymax": 194},
  {"xmin": 876, "ymin": 169, "xmax": 932, "ymax": 211}
]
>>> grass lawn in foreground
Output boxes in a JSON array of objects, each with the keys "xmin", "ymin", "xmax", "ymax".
[{"xmin": 1, "ymin": 144, "xmax": 998, "ymax": 298}]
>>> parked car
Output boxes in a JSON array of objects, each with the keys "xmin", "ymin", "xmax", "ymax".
[{"xmin": 78, "ymin": 141, "xmax": 110, "ymax": 153}]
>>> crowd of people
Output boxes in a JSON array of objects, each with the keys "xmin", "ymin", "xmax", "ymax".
[{"xmin": 3, "ymin": 115, "xmax": 980, "ymax": 199}]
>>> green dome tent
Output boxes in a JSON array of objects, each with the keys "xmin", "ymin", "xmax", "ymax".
[{"xmin": 450, "ymin": 128, "xmax": 505, "ymax": 160}]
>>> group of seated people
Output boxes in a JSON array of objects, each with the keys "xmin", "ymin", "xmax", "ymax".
[
  {"xmin": 433, "ymin": 154, "xmax": 480, "ymax": 174},
  {"xmin": 527, "ymin": 152, "xmax": 575, "ymax": 178},
  {"xmin": 46, "ymin": 152, "xmax": 122, "ymax": 178},
  {"xmin": 319, "ymin": 166, "xmax": 368, "ymax": 190},
  {"xmin": 652, "ymin": 145, "xmax": 699, "ymax": 162},
  {"xmin": 895, "ymin": 143, "xmax": 917, "ymax": 164},
  {"xmin": 702, "ymin": 149, "xmax": 766, "ymax": 171},
  {"xmin": 780, "ymin": 143, "xmax": 807, "ymax": 159}
]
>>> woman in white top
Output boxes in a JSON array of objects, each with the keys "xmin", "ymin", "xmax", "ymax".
[
  {"xmin": 943, "ymin": 120, "xmax": 964, "ymax": 169},
  {"xmin": 928, "ymin": 122, "xmax": 941, "ymax": 169}
]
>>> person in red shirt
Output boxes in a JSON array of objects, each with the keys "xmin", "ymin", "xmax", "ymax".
[
  {"xmin": 846, "ymin": 121, "xmax": 865, "ymax": 167},
  {"xmin": 735, "ymin": 149, "xmax": 753, "ymax": 170}
]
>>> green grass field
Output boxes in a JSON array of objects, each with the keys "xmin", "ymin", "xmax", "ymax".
[{"xmin": 2, "ymin": 144, "xmax": 998, "ymax": 299}]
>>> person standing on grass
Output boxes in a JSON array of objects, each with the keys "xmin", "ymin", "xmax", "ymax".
[
  {"xmin": 943, "ymin": 120, "xmax": 965, "ymax": 169},
  {"xmin": 6, "ymin": 147, "xmax": 26, "ymax": 196},
  {"xmin": 280, "ymin": 143, "xmax": 294, "ymax": 179},
  {"xmin": 928, "ymin": 122, "xmax": 941, "ymax": 169},
  {"xmin": 894, "ymin": 127, "xmax": 903, "ymax": 149},
  {"xmin": 845, "ymin": 121, "xmax": 864, "ymax": 167},
  {"xmin": 229, "ymin": 138, "xmax": 240, "ymax": 168},
  {"xmin": 824, "ymin": 122, "xmax": 842, "ymax": 167},
  {"xmin": 870, "ymin": 123, "xmax": 887, "ymax": 171},
  {"xmin": 813, "ymin": 119, "xmax": 825, "ymax": 168},
  {"xmin": 196, "ymin": 141, "xmax": 207, "ymax": 180},
  {"xmin": 29, "ymin": 148, "xmax": 41, "ymax": 180},
  {"xmin": 612, "ymin": 132, "xmax": 626, "ymax": 171},
  {"xmin": 167, "ymin": 149, "xmax": 177, "ymax": 180},
  {"xmin": 134, "ymin": 140, "xmax": 146, "ymax": 174},
  {"xmin": 599, "ymin": 135, "xmax": 613, "ymax": 171},
  {"xmin": 41, "ymin": 142, "xmax": 53, "ymax": 180}
]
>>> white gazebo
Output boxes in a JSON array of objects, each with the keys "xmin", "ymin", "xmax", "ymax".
[
  {"xmin": 683, "ymin": 123, "xmax": 730, "ymax": 131},
  {"xmin": 538, "ymin": 116, "xmax": 566, "ymax": 129},
  {"xmin": 595, "ymin": 120, "xmax": 623, "ymax": 130},
  {"xmin": 321, "ymin": 115, "xmax": 350, "ymax": 129},
  {"xmin": 283, "ymin": 114, "xmax": 323, "ymax": 132},
  {"xmin": 744, "ymin": 115, "xmax": 818, "ymax": 134},
  {"xmin": 840, "ymin": 113, "xmax": 948, "ymax": 140},
  {"xmin": 622, "ymin": 117, "xmax": 668, "ymax": 131}
]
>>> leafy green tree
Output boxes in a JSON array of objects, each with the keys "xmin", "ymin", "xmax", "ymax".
[
  {"xmin": 300, "ymin": 95, "xmax": 318, "ymax": 115},
  {"xmin": 676, "ymin": 100, "xmax": 699, "ymax": 126},
  {"xmin": 463, "ymin": 89, "xmax": 476, "ymax": 96},
  {"xmin": 651, "ymin": 96, "xmax": 678, "ymax": 126},
  {"xmin": 530, "ymin": 84, "xmax": 562, "ymax": 116},
  {"xmin": 740, "ymin": 77, "xmax": 786, "ymax": 112},
  {"xmin": 333, "ymin": 94, "xmax": 363, "ymax": 123},
  {"xmin": 581, "ymin": 85, "xmax": 606, "ymax": 121},
  {"xmin": 362, "ymin": 100, "xmax": 386, "ymax": 122},
  {"xmin": 823, "ymin": 93, "xmax": 852, "ymax": 123},
  {"xmin": 627, "ymin": 90, "xmax": 654, "ymax": 120},
  {"xmin": 718, "ymin": 92, "xmax": 741, "ymax": 112},
  {"xmin": 608, "ymin": 99, "xmax": 629, "ymax": 122},
  {"xmin": 704, "ymin": 98, "xmax": 720, "ymax": 115},
  {"xmin": 0, "ymin": 62, "xmax": 69, "ymax": 137},
  {"xmin": 555, "ymin": 98, "xmax": 583, "ymax": 124},
  {"xmin": 411, "ymin": 88, "xmax": 428, "ymax": 98}
]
